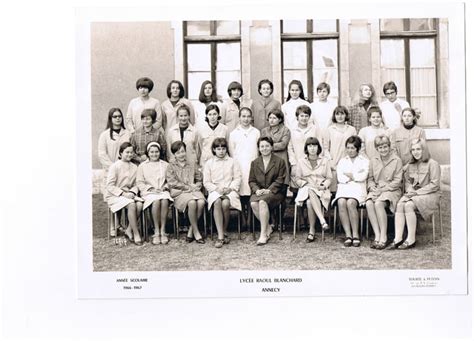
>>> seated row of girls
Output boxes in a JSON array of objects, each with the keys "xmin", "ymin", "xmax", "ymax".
[{"xmin": 328, "ymin": 134, "xmax": 439, "ymax": 249}]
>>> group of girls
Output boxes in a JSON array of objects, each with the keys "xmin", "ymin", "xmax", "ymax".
[{"xmin": 98, "ymin": 77, "xmax": 441, "ymax": 249}]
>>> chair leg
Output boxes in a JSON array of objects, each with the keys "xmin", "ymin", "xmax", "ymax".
[
  {"xmin": 210, "ymin": 209, "xmax": 213, "ymax": 241},
  {"xmin": 237, "ymin": 210, "xmax": 241, "ymax": 240},
  {"xmin": 321, "ymin": 207, "xmax": 325, "ymax": 242},
  {"xmin": 293, "ymin": 204, "xmax": 298, "ymax": 240},
  {"xmin": 252, "ymin": 214, "xmax": 256, "ymax": 241},
  {"xmin": 279, "ymin": 204, "xmax": 283, "ymax": 240},
  {"xmin": 432, "ymin": 214, "xmax": 436, "ymax": 243},
  {"xmin": 439, "ymin": 199, "xmax": 443, "ymax": 239},
  {"xmin": 333, "ymin": 205, "xmax": 337, "ymax": 239},
  {"xmin": 203, "ymin": 210, "xmax": 207, "ymax": 239},
  {"xmin": 174, "ymin": 208, "xmax": 179, "ymax": 240}
]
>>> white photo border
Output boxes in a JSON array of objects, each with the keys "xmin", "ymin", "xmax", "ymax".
[{"xmin": 76, "ymin": 2, "xmax": 467, "ymax": 299}]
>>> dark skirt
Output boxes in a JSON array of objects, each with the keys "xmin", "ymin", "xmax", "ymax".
[{"xmin": 250, "ymin": 192, "xmax": 286, "ymax": 210}]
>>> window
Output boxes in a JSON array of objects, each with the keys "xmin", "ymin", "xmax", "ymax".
[
  {"xmin": 380, "ymin": 18, "xmax": 438, "ymax": 127},
  {"xmin": 281, "ymin": 20, "xmax": 339, "ymax": 103},
  {"xmin": 184, "ymin": 21, "xmax": 241, "ymax": 101}
]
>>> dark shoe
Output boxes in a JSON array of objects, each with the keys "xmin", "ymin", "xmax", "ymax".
[
  {"xmin": 133, "ymin": 239, "xmax": 144, "ymax": 246},
  {"xmin": 376, "ymin": 240, "xmax": 389, "ymax": 250},
  {"xmin": 343, "ymin": 237, "xmax": 352, "ymax": 247},
  {"xmin": 306, "ymin": 233, "xmax": 315, "ymax": 243},
  {"xmin": 185, "ymin": 236, "xmax": 194, "ymax": 243},
  {"xmin": 223, "ymin": 235, "xmax": 231, "ymax": 244},
  {"xmin": 370, "ymin": 240, "xmax": 379, "ymax": 249},
  {"xmin": 352, "ymin": 238, "xmax": 361, "ymax": 247},
  {"xmin": 386, "ymin": 239, "xmax": 404, "ymax": 250},
  {"xmin": 195, "ymin": 238, "xmax": 205, "ymax": 244},
  {"xmin": 398, "ymin": 240, "xmax": 416, "ymax": 250}
]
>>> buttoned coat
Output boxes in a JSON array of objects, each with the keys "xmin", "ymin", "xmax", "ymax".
[
  {"xmin": 248, "ymin": 154, "xmax": 287, "ymax": 209},
  {"xmin": 366, "ymin": 152, "xmax": 403, "ymax": 212},
  {"xmin": 398, "ymin": 158, "xmax": 441, "ymax": 220}
]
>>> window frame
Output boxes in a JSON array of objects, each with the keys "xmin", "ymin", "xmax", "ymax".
[
  {"xmin": 280, "ymin": 19, "xmax": 340, "ymax": 103},
  {"xmin": 380, "ymin": 18, "xmax": 439, "ymax": 127},
  {"xmin": 183, "ymin": 21, "xmax": 241, "ymax": 97}
]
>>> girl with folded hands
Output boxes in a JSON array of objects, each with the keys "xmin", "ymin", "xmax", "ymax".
[
  {"xmin": 365, "ymin": 135, "xmax": 403, "ymax": 250},
  {"xmin": 203, "ymin": 138, "xmax": 242, "ymax": 248},
  {"xmin": 136, "ymin": 142, "xmax": 172, "ymax": 245},
  {"xmin": 295, "ymin": 137, "xmax": 332, "ymax": 242},
  {"xmin": 105, "ymin": 142, "xmax": 144, "ymax": 245}
]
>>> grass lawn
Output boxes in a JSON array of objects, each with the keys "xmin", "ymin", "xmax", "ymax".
[{"xmin": 92, "ymin": 192, "xmax": 451, "ymax": 271}]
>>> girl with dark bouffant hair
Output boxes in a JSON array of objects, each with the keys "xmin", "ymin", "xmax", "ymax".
[{"xmin": 161, "ymin": 80, "xmax": 195, "ymax": 134}]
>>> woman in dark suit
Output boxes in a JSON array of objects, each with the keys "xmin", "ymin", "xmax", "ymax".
[{"xmin": 249, "ymin": 136, "xmax": 288, "ymax": 245}]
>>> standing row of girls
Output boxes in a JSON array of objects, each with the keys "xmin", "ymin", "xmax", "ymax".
[{"xmin": 98, "ymin": 76, "xmax": 438, "ymax": 248}]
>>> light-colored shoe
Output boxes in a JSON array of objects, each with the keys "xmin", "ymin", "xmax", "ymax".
[
  {"xmin": 161, "ymin": 234, "xmax": 169, "ymax": 245},
  {"xmin": 109, "ymin": 227, "xmax": 116, "ymax": 237},
  {"xmin": 214, "ymin": 239, "xmax": 224, "ymax": 248},
  {"xmin": 152, "ymin": 234, "xmax": 161, "ymax": 245}
]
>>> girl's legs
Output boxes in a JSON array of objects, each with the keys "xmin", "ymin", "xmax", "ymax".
[
  {"xmin": 308, "ymin": 191, "xmax": 327, "ymax": 226},
  {"xmin": 221, "ymin": 198, "xmax": 231, "ymax": 237},
  {"xmin": 337, "ymin": 198, "xmax": 352, "ymax": 238},
  {"xmin": 347, "ymin": 199, "xmax": 360, "ymax": 240},
  {"xmin": 306, "ymin": 200, "xmax": 317, "ymax": 236},
  {"xmin": 213, "ymin": 198, "xmax": 225, "ymax": 240},
  {"xmin": 187, "ymin": 200, "xmax": 202, "ymax": 240},
  {"xmin": 127, "ymin": 202, "xmax": 142, "ymax": 242},
  {"xmin": 404, "ymin": 201, "xmax": 417, "ymax": 244},
  {"xmin": 258, "ymin": 200, "xmax": 270, "ymax": 241},
  {"xmin": 160, "ymin": 199, "xmax": 169, "ymax": 236},
  {"xmin": 394, "ymin": 202, "xmax": 406, "ymax": 243},
  {"xmin": 366, "ymin": 200, "xmax": 380, "ymax": 242},
  {"xmin": 250, "ymin": 201, "xmax": 260, "ymax": 221},
  {"xmin": 151, "ymin": 200, "xmax": 161, "ymax": 236},
  {"xmin": 374, "ymin": 201, "xmax": 388, "ymax": 244}
]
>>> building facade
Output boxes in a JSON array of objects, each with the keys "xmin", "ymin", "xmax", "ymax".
[{"xmin": 91, "ymin": 19, "xmax": 450, "ymax": 190}]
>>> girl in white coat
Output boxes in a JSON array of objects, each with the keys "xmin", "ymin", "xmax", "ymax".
[
  {"xmin": 229, "ymin": 107, "xmax": 261, "ymax": 226},
  {"xmin": 333, "ymin": 135, "xmax": 369, "ymax": 247},
  {"xmin": 281, "ymin": 80, "xmax": 312, "ymax": 130}
]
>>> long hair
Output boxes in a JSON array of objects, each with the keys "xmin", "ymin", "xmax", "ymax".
[
  {"xmin": 198, "ymin": 80, "xmax": 218, "ymax": 104},
  {"xmin": 408, "ymin": 138, "xmax": 431, "ymax": 163},
  {"xmin": 105, "ymin": 108, "xmax": 125, "ymax": 141},
  {"xmin": 354, "ymin": 83, "xmax": 378, "ymax": 106},
  {"xmin": 286, "ymin": 80, "xmax": 305, "ymax": 102}
]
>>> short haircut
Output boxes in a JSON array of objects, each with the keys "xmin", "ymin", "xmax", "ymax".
[
  {"xmin": 118, "ymin": 142, "xmax": 134, "ymax": 159},
  {"xmin": 166, "ymin": 80, "xmax": 185, "ymax": 99},
  {"xmin": 374, "ymin": 135, "xmax": 391, "ymax": 149},
  {"xmin": 286, "ymin": 80, "xmax": 305, "ymax": 101},
  {"xmin": 211, "ymin": 137, "xmax": 228, "ymax": 155},
  {"xmin": 401, "ymin": 107, "xmax": 418, "ymax": 125},
  {"xmin": 267, "ymin": 108, "xmax": 284, "ymax": 124},
  {"xmin": 409, "ymin": 138, "xmax": 431, "ymax": 163},
  {"xmin": 331, "ymin": 105, "xmax": 350, "ymax": 123},
  {"xmin": 205, "ymin": 104, "xmax": 221, "ymax": 123},
  {"xmin": 296, "ymin": 104, "xmax": 312, "ymax": 118},
  {"xmin": 345, "ymin": 135, "xmax": 362, "ymax": 152},
  {"xmin": 144, "ymin": 141, "xmax": 161, "ymax": 158},
  {"xmin": 367, "ymin": 106, "xmax": 384, "ymax": 123},
  {"xmin": 239, "ymin": 106, "xmax": 253, "ymax": 117},
  {"xmin": 136, "ymin": 77, "xmax": 154, "ymax": 91},
  {"xmin": 170, "ymin": 141, "xmax": 187, "ymax": 154},
  {"xmin": 304, "ymin": 137, "xmax": 323, "ymax": 156},
  {"xmin": 176, "ymin": 104, "xmax": 191, "ymax": 117},
  {"xmin": 316, "ymin": 82, "xmax": 331, "ymax": 94},
  {"xmin": 258, "ymin": 79, "xmax": 274, "ymax": 96},
  {"xmin": 198, "ymin": 80, "xmax": 218, "ymax": 103},
  {"xmin": 383, "ymin": 81, "xmax": 398, "ymax": 95},
  {"xmin": 257, "ymin": 136, "xmax": 274, "ymax": 148},
  {"xmin": 227, "ymin": 81, "xmax": 243, "ymax": 97},
  {"xmin": 141, "ymin": 108, "xmax": 157, "ymax": 123}
]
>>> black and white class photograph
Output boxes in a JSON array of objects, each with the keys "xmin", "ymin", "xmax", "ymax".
[{"xmin": 88, "ymin": 17, "xmax": 454, "ymax": 273}]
